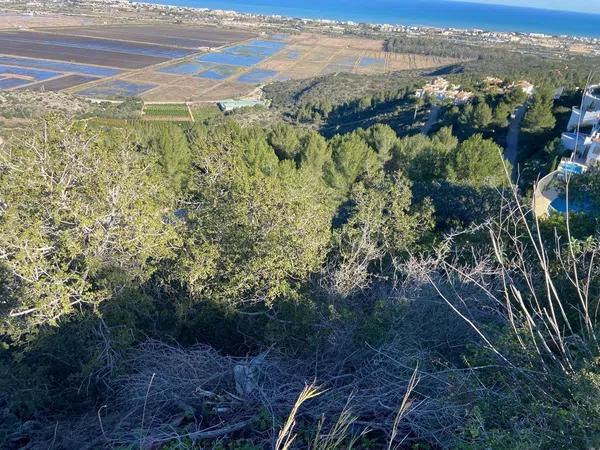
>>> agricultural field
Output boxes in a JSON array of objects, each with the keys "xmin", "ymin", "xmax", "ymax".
[
  {"xmin": 142, "ymin": 103, "xmax": 192, "ymax": 121},
  {"xmin": 0, "ymin": 22, "xmax": 460, "ymax": 103}
]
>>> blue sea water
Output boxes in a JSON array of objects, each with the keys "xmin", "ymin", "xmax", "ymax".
[{"xmin": 142, "ymin": 0, "xmax": 600, "ymax": 38}]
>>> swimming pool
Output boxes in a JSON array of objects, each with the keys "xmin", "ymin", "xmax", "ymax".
[
  {"xmin": 560, "ymin": 162, "xmax": 586, "ymax": 175},
  {"xmin": 550, "ymin": 197, "xmax": 592, "ymax": 214}
]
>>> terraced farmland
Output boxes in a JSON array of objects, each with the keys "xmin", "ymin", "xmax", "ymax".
[{"xmin": 0, "ymin": 23, "xmax": 461, "ymax": 102}]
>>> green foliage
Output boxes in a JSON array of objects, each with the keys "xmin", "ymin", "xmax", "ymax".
[
  {"xmin": 268, "ymin": 122, "xmax": 302, "ymax": 160},
  {"xmin": 325, "ymin": 132, "xmax": 380, "ymax": 194},
  {"xmin": 471, "ymin": 101, "xmax": 493, "ymax": 129},
  {"xmin": 2, "ymin": 95, "xmax": 599, "ymax": 449},
  {"xmin": 568, "ymin": 167, "xmax": 600, "ymax": 215},
  {"xmin": 523, "ymin": 86, "xmax": 556, "ymax": 132},
  {"xmin": 449, "ymin": 133, "xmax": 509, "ymax": 186},
  {"xmin": 179, "ymin": 123, "xmax": 334, "ymax": 304},
  {"xmin": 143, "ymin": 103, "xmax": 190, "ymax": 119},
  {"xmin": 0, "ymin": 117, "xmax": 180, "ymax": 336},
  {"xmin": 136, "ymin": 122, "xmax": 192, "ymax": 191}
]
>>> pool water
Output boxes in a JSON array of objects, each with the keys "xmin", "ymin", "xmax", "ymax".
[
  {"xmin": 550, "ymin": 197, "xmax": 592, "ymax": 214},
  {"xmin": 560, "ymin": 162, "xmax": 585, "ymax": 174}
]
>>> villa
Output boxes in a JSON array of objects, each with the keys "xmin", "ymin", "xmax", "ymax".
[
  {"xmin": 515, "ymin": 80, "xmax": 536, "ymax": 96},
  {"xmin": 534, "ymin": 84, "xmax": 600, "ymax": 217},
  {"xmin": 415, "ymin": 77, "xmax": 474, "ymax": 104}
]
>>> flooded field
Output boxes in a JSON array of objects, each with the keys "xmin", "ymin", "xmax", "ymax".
[{"xmin": 0, "ymin": 24, "xmax": 459, "ymax": 102}]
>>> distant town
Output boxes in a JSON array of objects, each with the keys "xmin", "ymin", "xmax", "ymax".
[{"xmin": 1, "ymin": 0, "xmax": 599, "ymax": 59}]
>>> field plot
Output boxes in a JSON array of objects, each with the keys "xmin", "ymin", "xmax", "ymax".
[
  {"xmin": 360, "ymin": 57, "xmax": 385, "ymax": 67},
  {"xmin": 0, "ymin": 56, "xmax": 122, "ymax": 77},
  {"xmin": 321, "ymin": 64, "xmax": 354, "ymax": 75},
  {"xmin": 198, "ymin": 65, "xmax": 244, "ymax": 80},
  {"xmin": 386, "ymin": 53, "xmax": 457, "ymax": 71},
  {"xmin": 78, "ymin": 80, "xmax": 156, "ymax": 99},
  {"xmin": 0, "ymin": 78, "xmax": 31, "ymax": 89},
  {"xmin": 159, "ymin": 61, "xmax": 215, "ymax": 75},
  {"xmin": 193, "ymin": 81, "xmax": 254, "ymax": 102},
  {"xmin": 143, "ymin": 103, "xmax": 191, "ymax": 121},
  {"xmin": 0, "ymin": 65, "xmax": 62, "ymax": 81},
  {"xmin": 0, "ymin": 24, "xmax": 459, "ymax": 102},
  {"xmin": 0, "ymin": 24, "xmax": 257, "ymax": 98},
  {"xmin": 122, "ymin": 71, "xmax": 189, "ymax": 85},
  {"xmin": 19, "ymin": 74, "xmax": 99, "ymax": 92},
  {"xmin": 44, "ymin": 25, "xmax": 256, "ymax": 49},
  {"xmin": 139, "ymin": 76, "xmax": 220, "ymax": 102},
  {"xmin": 256, "ymin": 58, "xmax": 298, "ymax": 73},
  {"xmin": 198, "ymin": 52, "xmax": 263, "ymax": 67},
  {"xmin": 0, "ymin": 31, "xmax": 193, "ymax": 59},
  {"xmin": 238, "ymin": 69, "xmax": 278, "ymax": 84},
  {"xmin": 0, "ymin": 12, "xmax": 98, "ymax": 29},
  {"xmin": 0, "ymin": 37, "xmax": 168, "ymax": 69}
]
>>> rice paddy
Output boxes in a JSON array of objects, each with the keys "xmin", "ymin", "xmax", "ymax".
[
  {"xmin": 0, "ymin": 78, "xmax": 30, "ymax": 89},
  {"xmin": 0, "ymin": 56, "xmax": 121, "ymax": 76},
  {"xmin": 197, "ymin": 52, "xmax": 265, "ymax": 67},
  {"xmin": 78, "ymin": 80, "xmax": 156, "ymax": 98},
  {"xmin": 0, "ymin": 24, "xmax": 461, "ymax": 102},
  {"xmin": 0, "ymin": 65, "xmax": 62, "ymax": 81},
  {"xmin": 158, "ymin": 61, "xmax": 215, "ymax": 75},
  {"xmin": 237, "ymin": 69, "xmax": 278, "ymax": 84},
  {"xmin": 197, "ymin": 64, "xmax": 243, "ymax": 80}
]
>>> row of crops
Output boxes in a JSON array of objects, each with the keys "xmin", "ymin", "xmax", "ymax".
[{"xmin": 142, "ymin": 103, "xmax": 192, "ymax": 120}]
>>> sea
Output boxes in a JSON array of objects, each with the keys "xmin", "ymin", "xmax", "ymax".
[{"xmin": 140, "ymin": 0, "xmax": 600, "ymax": 39}]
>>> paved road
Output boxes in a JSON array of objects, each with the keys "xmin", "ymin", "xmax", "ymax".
[
  {"xmin": 421, "ymin": 105, "xmax": 440, "ymax": 135},
  {"xmin": 505, "ymin": 104, "xmax": 527, "ymax": 182}
]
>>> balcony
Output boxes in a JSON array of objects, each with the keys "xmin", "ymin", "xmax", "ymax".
[
  {"xmin": 561, "ymin": 132, "xmax": 589, "ymax": 152},
  {"xmin": 582, "ymin": 85, "xmax": 600, "ymax": 111},
  {"xmin": 567, "ymin": 107, "xmax": 600, "ymax": 130}
]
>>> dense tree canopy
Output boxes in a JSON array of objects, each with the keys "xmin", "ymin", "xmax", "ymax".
[
  {"xmin": 0, "ymin": 118, "xmax": 180, "ymax": 336},
  {"xmin": 0, "ymin": 109, "xmax": 598, "ymax": 450}
]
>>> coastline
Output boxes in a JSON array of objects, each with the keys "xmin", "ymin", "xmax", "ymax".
[{"xmin": 131, "ymin": 0, "xmax": 600, "ymax": 40}]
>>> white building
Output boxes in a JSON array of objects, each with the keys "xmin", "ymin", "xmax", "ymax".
[
  {"xmin": 415, "ymin": 77, "xmax": 474, "ymax": 105},
  {"xmin": 535, "ymin": 84, "xmax": 600, "ymax": 217},
  {"xmin": 567, "ymin": 85, "xmax": 600, "ymax": 130},
  {"xmin": 561, "ymin": 85, "xmax": 600, "ymax": 168}
]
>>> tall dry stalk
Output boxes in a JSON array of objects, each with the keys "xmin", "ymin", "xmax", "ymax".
[{"xmin": 275, "ymin": 383, "xmax": 323, "ymax": 450}]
